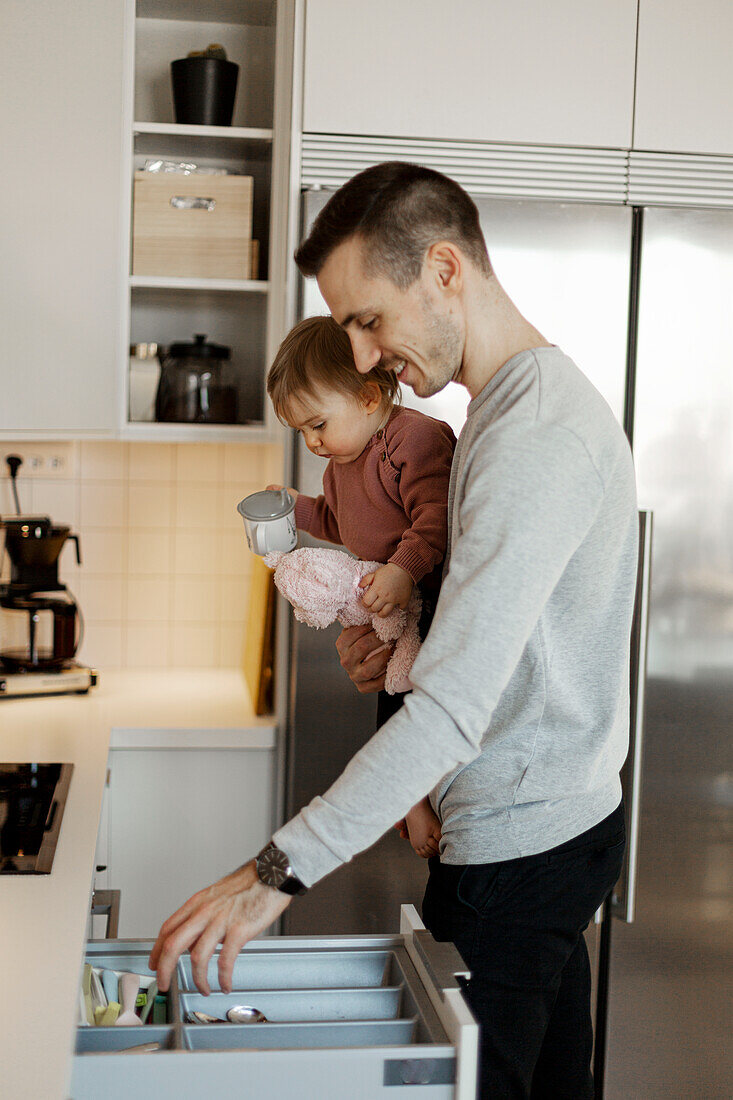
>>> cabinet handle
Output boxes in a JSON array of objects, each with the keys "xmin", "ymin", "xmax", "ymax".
[{"xmin": 170, "ymin": 195, "xmax": 216, "ymax": 211}]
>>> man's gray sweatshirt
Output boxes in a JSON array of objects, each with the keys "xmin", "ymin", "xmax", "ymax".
[{"xmin": 274, "ymin": 346, "xmax": 639, "ymax": 884}]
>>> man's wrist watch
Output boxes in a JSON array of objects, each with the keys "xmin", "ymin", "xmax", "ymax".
[{"xmin": 255, "ymin": 841, "xmax": 308, "ymax": 896}]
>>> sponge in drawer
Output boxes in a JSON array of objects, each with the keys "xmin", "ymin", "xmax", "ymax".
[{"xmin": 95, "ymin": 1003, "xmax": 121, "ymax": 1026}]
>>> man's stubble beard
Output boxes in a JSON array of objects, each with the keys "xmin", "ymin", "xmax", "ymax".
[{"xmin": 414, "ymin": 303, "xmax": 463, "ymax": 398}]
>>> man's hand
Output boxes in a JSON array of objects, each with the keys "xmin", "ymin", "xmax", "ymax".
[
  {"xmin": 335, "ymin": 623, "xmax": 393, "ymax": 693},
  {"xmin": 148, "ymin": 860, "xmax": 291, "ymax": 995},
  {"xmin": 359, "ymin": 563, "xmax": 414, "ymax": 618}
]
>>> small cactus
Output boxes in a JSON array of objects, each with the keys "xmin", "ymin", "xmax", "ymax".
[{"xmin": 187, "ymin": 43, "xmax": 228, "ymax": 60}]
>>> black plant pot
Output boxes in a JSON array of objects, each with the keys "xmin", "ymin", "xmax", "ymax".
[{"xmin": 171, "ymin": 56, "xmax": 239, "ymax": 126}]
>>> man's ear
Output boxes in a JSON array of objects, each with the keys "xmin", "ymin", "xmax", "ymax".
[
  {"xmin": 359, "ymin": 381, "xmax": 383, "ymax": 413},
  {"xmin": 425, "ymin": 241, "xmax": 463, "ymax": 296}
]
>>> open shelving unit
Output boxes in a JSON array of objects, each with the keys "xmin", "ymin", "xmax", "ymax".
[{"xmin": 120, "ymin": 0, "xmax": 294, "ymax": 440}]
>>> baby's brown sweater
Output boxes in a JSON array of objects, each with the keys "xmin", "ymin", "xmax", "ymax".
[{"xmin": 294, "ymin": 406, "xmax": 456, "ymax": 586}]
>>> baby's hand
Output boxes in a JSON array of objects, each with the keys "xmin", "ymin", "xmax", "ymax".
[
  {"xmin": 359, "ymin": 563, "xmax": 413, "ymax": 618},
  {"xmin": 405, "ymin": 798, "xmax": 442, "ymax": 859},
  {"xmin": 266, "ymin": 483, "xmax": 299, "ymax": 504}
]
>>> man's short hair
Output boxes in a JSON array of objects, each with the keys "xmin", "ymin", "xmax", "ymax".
[{"xmin": 295, "ymin": 161, "xmax": 492, "ymax": 289}]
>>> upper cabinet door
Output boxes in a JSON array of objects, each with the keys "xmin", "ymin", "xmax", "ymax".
[
  {"xmin": 302, "ymin": 0, "xmax": 638, "ymax": 148},
  {"xmin": 0, "ymin": 1, "xmax": 125, "ymax": 433},
  {"xmin": 634, "ymin": 0, "xmax": 733, "ymax": 156}
]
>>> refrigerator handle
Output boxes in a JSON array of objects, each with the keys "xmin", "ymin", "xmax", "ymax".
[{"xmin": 614, "ymin": 509, "xmax": 653, "ymax": 924}]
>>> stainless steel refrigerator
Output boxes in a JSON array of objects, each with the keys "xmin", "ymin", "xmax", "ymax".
[
  {"xmin": 282, "ymin": 191, "xmax": 732, "ymax": 1097},
  {"xmin": 591, "ymin": 206, "xmax": 733, "ymax": 1099}
]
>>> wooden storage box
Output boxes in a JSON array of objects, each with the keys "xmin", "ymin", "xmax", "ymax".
[{"xmin": 132, "ymin": 171, "xmax": 255, "ymax": 279}]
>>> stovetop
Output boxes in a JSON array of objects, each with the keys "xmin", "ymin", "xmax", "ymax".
[{"xmin": 0, "ymin": 762, "xmax": 74, "ymax": 873}]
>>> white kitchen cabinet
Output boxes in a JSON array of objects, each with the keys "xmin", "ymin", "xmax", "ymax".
[
  {"xmin": 302, "ymin": 0, "xmax": 638, "ymax": 149},
  {"xmin": 104, "ymin": 739, "xmax": 276, "ymax": 938},
  {"xmin": 0, "ymin": 0, "xmax": 125, "ymax": 434},
  {"xmin": 634, "ymin": 0, "xmax": 733, "ymax": 156}
]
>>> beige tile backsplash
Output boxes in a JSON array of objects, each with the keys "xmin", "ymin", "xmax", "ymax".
[{"xmin": 0, "ymin": 441, "xmax": 284, "ymax": 669}]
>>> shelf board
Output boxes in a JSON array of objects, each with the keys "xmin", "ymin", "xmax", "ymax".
[
  {"xmin": 122, "ymin": 420, "xmax": 271, "ymax": 443},
  {"xmin": 133, "ymin": 121, "xmax": 274, "ymax": 161},
  {"xmin": 136, "ymin": 1, "xmax": 275, "ymax": 27},
  {"xmin": 130, "ymin": 275, "xmax": 269, "ymax": 292},
  {"xmin": 133, "ymin": 121, "xmax": 273, "ymax": 141}
]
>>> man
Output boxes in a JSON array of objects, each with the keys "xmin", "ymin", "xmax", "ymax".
[{"xmin": 150, "ymin": 163, "xmax": 638, "ymax": 1099}]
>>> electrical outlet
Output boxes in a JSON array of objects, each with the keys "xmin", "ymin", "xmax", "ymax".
[{"xmin": 3, "ymin": 444, "xmax": 76, "ymax": 480}]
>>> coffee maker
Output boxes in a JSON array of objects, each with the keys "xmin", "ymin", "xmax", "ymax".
[{"xmin": 0, "ymin": 456, "xmax": 97, "ymax": 698}]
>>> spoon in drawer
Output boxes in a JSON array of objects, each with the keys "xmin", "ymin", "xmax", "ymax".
[
  {"xmin": 185, "ymin": 1010, "xmax": 224, "ymax": 1024},
  {"xmin": 185, "ymin": 1006, "xmax": 268, "ymax": 1024},
  {"xmin": 227, "ymin": 1006, "xmax": 268, "ymax": 1024}
]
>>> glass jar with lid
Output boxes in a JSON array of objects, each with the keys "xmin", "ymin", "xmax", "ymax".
[{"xmin": 155, "ymin": 333, "xmax": 237, "ymax": 424}]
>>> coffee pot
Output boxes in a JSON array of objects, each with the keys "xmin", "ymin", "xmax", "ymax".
[
  {"xmin": 1, "ymin": 457, "xmax": 83, "ymax": 672},
  {"xmin": 0, "ymin": 517, "xmax": 82, "ymax": 671}
]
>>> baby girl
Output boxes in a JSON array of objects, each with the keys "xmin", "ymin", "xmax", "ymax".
[{"xmin": 266, "ymin": 315, "xmax": 456, "ymax": 858}]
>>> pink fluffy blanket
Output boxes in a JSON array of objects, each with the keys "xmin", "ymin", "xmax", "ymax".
[{"xmin": 264, "ymin": 547, "xmax": 422, "ymax": 695}]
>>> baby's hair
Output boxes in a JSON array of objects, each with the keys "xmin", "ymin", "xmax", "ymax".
[{"xmin": 267, "ymin": 315, "xmax": 400, "ymax": 424}]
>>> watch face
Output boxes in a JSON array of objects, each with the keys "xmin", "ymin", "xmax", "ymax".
[{"xmin": 259, "ymin": 846, "xmax": 292, "ymax": 889}]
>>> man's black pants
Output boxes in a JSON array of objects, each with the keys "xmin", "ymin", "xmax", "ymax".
[{"xmin": 421, "ymin": 801, "xmax": 626, "ymax": 1100}]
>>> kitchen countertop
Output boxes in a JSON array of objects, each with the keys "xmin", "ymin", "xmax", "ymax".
[
  {"xmin": 0, "ymin": 668, "xmax": 277, "ymax": 1100},
  {"xmin": 97, "ymin": 669, "xmax": 276, "ymax": 748}
]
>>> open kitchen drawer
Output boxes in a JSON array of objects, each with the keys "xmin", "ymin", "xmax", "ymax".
[{"xmin": 71, "ymin": 906, "xmax": 478, "ymax": 1099}]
